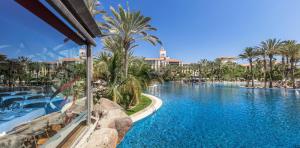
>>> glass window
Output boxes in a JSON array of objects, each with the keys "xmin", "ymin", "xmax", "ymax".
[{"xmin": 0, "ymin": 1, "xmax": 87, "ymax": 144}]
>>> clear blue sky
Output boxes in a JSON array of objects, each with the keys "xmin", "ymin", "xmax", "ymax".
[
  {"xmin": 1, "ymin": 1, "xmax": 300, "ymax": 63},
  {"xmin": 98, "ymin": 0, "xmax": 300, "ymax": 63}
]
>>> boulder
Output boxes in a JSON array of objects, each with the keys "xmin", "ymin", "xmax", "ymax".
[
  {"xmin": 106, "ymin": 117, "xmax": 132, "ymax": 142},
  {"xmin": 87, "ymin": 98, "xmax": 133, "ymax": 147},
  {"xmin": 93, "ymin": 98, "xmax": 124, "ymax": 117},
  {"xmin": 114, "ymin": 117, "xmax": 132, "ymax": 143},
  {"xmin": 95, "ymin": 98, "xmax": 129, "ymax": 128},
  {"xmin": 99, "ymin": 98, "xmax": 123, "ymax": 111},
  {"xmin": 93, "ymin": 103, "xmax": 105, "ymax": 119},
  {"xmin": 98, "ymin": 108, "xmax": 128, "ymax": 128},
  {"xmin": 86, "ymin": 128, "xmax": 118, "ymax": 148}
]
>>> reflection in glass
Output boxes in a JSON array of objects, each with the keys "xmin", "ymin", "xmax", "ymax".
[{"xmin": 0, "ymin": 1, "xmax": 87, "ymax": 142}]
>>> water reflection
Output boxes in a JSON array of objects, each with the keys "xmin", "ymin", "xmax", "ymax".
[
  {"xmin": 121, "ymin": 82, "xmax": 300, "ymax": 147},
  {"xmin": 0, "ymin": 1, "xmax": 86, "ymax": 136},
  {"xmin": 0, "ymin": 1, "xmax": 81, "ymax": 62}
]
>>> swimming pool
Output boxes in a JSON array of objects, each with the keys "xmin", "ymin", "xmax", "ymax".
[
  {"xmin": 118, "ymin": 82, "xmax": 300, "ymax": 147},
  {"xmin": 0, "ymin": 91, "xmax": 66, "ymax": 133}
]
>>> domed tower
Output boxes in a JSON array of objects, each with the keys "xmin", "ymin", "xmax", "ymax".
[
  {"xmin": 159, "ymin": 47, "xmax": 167, "ymax": 59},
  {"xmin": 79, "ymin": 48, "xmax": 86, "ymax": 59}
]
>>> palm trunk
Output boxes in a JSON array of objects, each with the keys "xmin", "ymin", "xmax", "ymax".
[
  {"xmin": 218, "ymin": 65, "xmax": 221, "ymax": 81},
  {"xmin": 250, "ymin": 59, "xmax": 254, "ymax": 88},
  {"xmin": 282, "ymin": 56, "xmax": 285, "ymax": 81},
  {"xmin": 263, "ymin": 55, "xmax": 267, "ymax": 88},
  {"xmin": 198, "ymin": 66, "xmax": 201, "ymax": 79},
  {"xmin": 212, "ymin": 64, "xmax": 214, "ymax": 83},
  {"xmin": 286, "ymin": 56, "xmax": 289, "ymax": 82},
  {"xmin": 124, "ymin": 50, "xmax": 128, "ymax": 78},
  {"xmin": 269, "ymin": 55, "xmax": 273, "ymax": 88},
  {"xmin": 246, "ymin": 67, "xmax": 249, "ymax": 87},
  {"xmin": 291, "ymin": 58, "xmax": 296, "ymax": 89}
]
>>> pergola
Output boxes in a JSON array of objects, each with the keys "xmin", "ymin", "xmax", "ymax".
[
  {"xmin": 16, "ymin": 0, "xmax": 100, "ymax": 123},
  {"xmin": 13, "ymin": 0, "xmax": 101, "ymax": 146}
]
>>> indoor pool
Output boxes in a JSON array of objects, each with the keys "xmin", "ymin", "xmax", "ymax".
[{"xmin": 118, "ymin": 82, "xmax": 300, "ymax": 147}]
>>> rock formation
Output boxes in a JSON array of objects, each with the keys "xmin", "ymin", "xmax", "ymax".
[
  {"xmin": 0, "ymin": 97, "xmax": 132, "ymax": 148},
  {"xmin": 85, "ymin": 98, "xmax": 133, "ymax": 147}
]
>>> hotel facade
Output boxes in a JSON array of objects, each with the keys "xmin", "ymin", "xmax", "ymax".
[{"xmin": 145, "ymin": 47, "xmax": 182, "ymax": 71}]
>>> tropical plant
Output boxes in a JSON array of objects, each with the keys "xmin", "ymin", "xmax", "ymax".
[
  {"xmin": 119, "ymin": 75, "xmax": 142, "ymax": 107},
  {"xmin": 101, "ymin": 5, "xmax": 162, "ymax": 78},
  {"xmin": 260, "ymin": 39, "xmax": 282, "ymax": 88},
  {"xmin": 95, "ymin": 37, "xmax": 128, "ymax": 104},
  {"xmin": 212, "ymin": 59, "xmax": 223, "ymax": 81},
  {"xmin": 94, "ymin": 49, "xmax": 123, "ymax": 101},
  {"xmin": 17, "ymin": 56, "xmax": 31, "ymax": 85},
  {"xmin": 256, "ymin": 47, "xmax": 268, "ymax": 88},
  {"xmin": 283, "ymin": 40, "xmax": 300, "ymax": 88},
  {"xmin": 239, "ymin": 47, "xmax": 258, "ymax": 87},
  {"xmin": 93, "ymin": 43, "xmax": 165, "ymax": 109},
  {"xmin": 278, "ymin": 44, "xmax": 289, "ymax": 83},
  {"xmin": 129, "ymin": 58, "xmax": 162, "ymax": 89},
  {"xmin": 0, "ymin": 54, "xmax": 6, "ymax": 83},
  {"xmin": 161, "ymin": 65, "xmax": 175, "ymax": 81},
  {"xmin": 85, "ymin": 0, "xmax": 106, "ymax": 17}
]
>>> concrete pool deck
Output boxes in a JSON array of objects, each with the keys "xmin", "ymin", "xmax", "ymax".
[{"xmin": 130, "ymin": 93, "xmax": 163, "ymax": 123}]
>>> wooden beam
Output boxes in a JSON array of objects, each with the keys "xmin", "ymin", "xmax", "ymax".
[
  {"xmin": 46, "ymin": 0, "xmax": 96, "ymax": 46},
  {"xmin": 15, "ymin": 0, "xmax": 86, "ymax": 45},
  {"xmin": 62, "ymin": 0, "xmax": 102, "ymax": 37}
]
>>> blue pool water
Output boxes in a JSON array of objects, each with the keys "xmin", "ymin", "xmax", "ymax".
[{"xmin": 118, "ymin": 82, "xmax": 300, "ymax": 147}]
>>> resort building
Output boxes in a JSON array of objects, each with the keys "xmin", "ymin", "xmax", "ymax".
[
  {"xmin": 79, "ymin": 48, "xmax": 87, "ymax": 59},
  {"xmin": 145, "ymin": 47, "xmax": 182, "ymax": 70},
  {"xmin": 240, "ymin": 63, "xmax": 250, "ymax": 67},
  {"xmin": 58, "ymin": 57, "xmax": 84, "ymax": 65},
  {"xmin": 217, "ymin": 56, "xmax": 237, "ymax": 63}
]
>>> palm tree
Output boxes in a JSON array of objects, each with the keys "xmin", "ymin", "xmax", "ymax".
[
  {"xmin": 256, "ymin": 47, "xmax": 268, "ymax": 88},
  {"xmin": 260, "ymin": 39, "xmax": 282, "ymax": 88},
  {"xmin": 17, "ymin": 56, "xmax": 31, "ymax": 85},
  {"xmin": 6, "ymin": 59, "xmax": 20, "ymax": 87},
  {"xmin": 119, "ymin": 75, "xmax": 142, "ymax": 107},
  {"xmin": 30, "ymin": 62, "xmax": 41, "ymax": 80},
  {"xmin": 213, "ymin": 59, "xmax": 223, "ymax": 81},
  {"xmin": 239, "ymin": 47, "xmax": 257, "ymax": 87},
  {"xmin": 94, "ymin": 50, "xmax": 152, "ymax": 108},
  {"xmin": 253, "ymin": 58, "xmax": 264, "ymax": 81},
  {"xmin": 0, "ymin": 54, "xmax": 7, "ymax": 80},
  {"xmin": 94, "ymin": 49, "xmax": 124, "ymax": 103},
  {"xmin": 208, "ymin": 61, "xmax": 216, "ymax": 82},
  {"xmin": 85, "ymin": 0, "xmax": 106, "ymax": 17},
  {"xmin": 102, "ymin": 5, "xmax": 162, "ymax": 78},
  {"xmin": 203, "ymin": 59, "xmax": 211, "ymax": 80},
  {"xmin": 278, "ymin": 43, "xmax": 289, "ymax": 83},
  {"xmin": 129, "ymin": 58, "xmax": 162, "ymax": 89},
  {"xmin": 283, "ymin": 40, "xmax": 300, "ymax": 88}
]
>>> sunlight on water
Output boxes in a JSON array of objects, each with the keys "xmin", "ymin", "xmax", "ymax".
[{"xmin": 119, "ymin": 82, "xmax": 300, "ymax": 147}]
